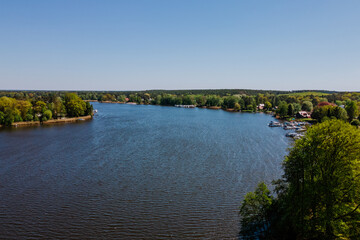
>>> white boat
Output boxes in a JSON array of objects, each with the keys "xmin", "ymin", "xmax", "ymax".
[
  {"xmin": 296, "ymin": 127, "xmax": 306, "ymax": 132},
  {"xmin": 175, "ymin": 105, "xmax": 196, "ymax": 108},
  {"xmin": 269, "ymin": 121, "xmax": 282, "ymax": 127}
]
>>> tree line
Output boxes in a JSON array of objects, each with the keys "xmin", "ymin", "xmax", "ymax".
[
  {"xmin": 1, "ymin": 90, "xmax": 359, "ymax": 124},
  {"xmin": 0, "ymin": 93, "xmax": 93, "ymax": 126}
]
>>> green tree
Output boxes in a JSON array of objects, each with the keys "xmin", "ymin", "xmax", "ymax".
[
  {"xmin": 234, "ymin": 103, "xmax": 241, "ymax": 112},
  {"xmin": 222, "ymin": 96, "xmax": 238, "ymax": 109},
  {"xmin": 182, "ymin": 95, "xmax": 195, "ymax": 105},
  {"xmin": 84, "ymin": 102, "xmax": 93, "ymax": 116},
  {"xmin": 302, "ymin": 101, "xmax": 313, "ymax": 112},
  {"xmin": 264, "ymin": 101, "xmax": 272, "ymax": 110},
  {"xmin": 42, "ymin": 110, "xmax": 52, "ymax": 121},
  {"xmin": 293, "ymin": 103, "xmax": 301, "ymax": 113},
  {"xmin": 345, "ymin": 101, "xmax": 358, "ymax": 121},
  {"xmin": 287, "ymin": 103, "xmax": 295, "ymax": 117},
  {"xmin": 195, "ymin": 95, "xmax": 206, "ymax": 106},
  {"xmin": 0, "ymin": 111, "xmax": 5, "ymax": 125},
  {"xmin": 351, "ymin": 119, "xmax": 360, "ymax": 127},
  {"xmin": 239, "ymin": 182, "xmax": 273, "ymax": 237},
  {"xmin": 15, "ymin": 100, "xmax": 32, "ymax": 120},
  {"xmin": 206, "ymin": 95, "xmax": 221, "ymax": 107},
  {"xmin": 66, "ymin": 99, "xmax": 85, "ymax": 117},
  {"xmin": 277, "ymin": 101, "xmax": 288, "ymax": 118},
  {"xmin": 283, "ymin": 120, "xmax": 360, "ymax": 238},
  {"xmin": 64, "ymin": 93, "xmax": 87, "ymax": 117},
  {"xmin": 52, "ymin": 97, "xmax": 65, "ymax": 118},
  {"xmin": 240, "ymin": 120, "xmax": 360, "ymax": 239},
  {"xmin": 34, "ymin": 101, "xmax": 47, "ymax": 114}
]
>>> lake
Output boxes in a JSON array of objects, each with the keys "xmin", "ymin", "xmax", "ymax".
[{"xmin": 0, "ymin": 103, "xmax": 290, "ymax": 239}]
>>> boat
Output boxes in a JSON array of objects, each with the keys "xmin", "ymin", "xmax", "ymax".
[
  {"xmin": 295, "ymin": 127, "xmax": 307, "ymax": 132},
  {"xmin": 175, "ymin": 105, "xmax": 196, "ymax": 108},
  {"xmin": 285, "ymin": 132, "xmax": 299, "ymax": 138},
  {"xmin": 269, "ymin": 121, "xmax": 282, "ymax": 127}
]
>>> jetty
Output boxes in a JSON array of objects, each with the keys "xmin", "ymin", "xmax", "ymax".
[{"xmin": 175, "ymin": 105, "xmax": 196, "ymax": 108}]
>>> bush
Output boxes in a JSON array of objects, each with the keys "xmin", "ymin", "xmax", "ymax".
[
  {"xmin": 14, "ymin": 114, "xmax": 23, "ymax": 122},
  {"xmin": 24, "ymin": 114, "xmax": 33, "ymax": 121},
  {"xmin": 351, "ymin": 119, "xmax": 360, "ymax": 127}
]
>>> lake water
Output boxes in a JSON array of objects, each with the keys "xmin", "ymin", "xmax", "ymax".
[{"xmin": 0, "ymin": 103, "xmax": 290, "ymax": 239}]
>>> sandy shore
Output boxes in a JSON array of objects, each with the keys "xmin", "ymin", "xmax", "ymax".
[{"xmin": 8, "ymin": 115, "xmax": 92, "ymax": 128}]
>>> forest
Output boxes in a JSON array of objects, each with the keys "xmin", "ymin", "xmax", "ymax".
[{"xmin": 0, "ymin": 93, "xmax": 93, "ymax": 126}]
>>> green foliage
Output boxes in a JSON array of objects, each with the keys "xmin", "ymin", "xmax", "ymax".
[
  {"xmin": 240, "ymin": 120, "xmax": 360, "ymax": 239},
  {"xmin": 182, "ymin": 95, "xmax": 195, "ymax": 105},
  {"xmin": 222, "ymin": 96, "xmax": 238, "ymax": 109},
  {"xmin": 43, "ymin": 110, "xmax": 52, "ymax": 120},
  {"xmin": 345, "ymin": 101, "xmax": 359, "ymax": 121},
  {"xmin": 85, "ymin": 102, "xmax": 93, "ymax": 116},
  {"xmin": 64, "ymin": 93, "xmax": 87, "ymax": 117},
  {"xmin": 101, "ymin": 93, "xmax": 116, "ymax": 102},
  {"xmin": 206, "ymin": 95, "xmax": 221, "ymax": 107},
  {"xmin": 24, "ymin": 114, "xmax": 33, "ymax": 121},
  {"xmin": 302, "ymin": 101, "xmax": 313, "ymax": 111},
  {"xmin": 195, "ymin": 95, "xmax": 206, "ymax": 106},
  {"xmin": 239, "ymin": 182, "xmax": 273, "ymax": 237},
  {"xmin": 3, "ymin": 109, "xmax": 15, "ymax": 126},
  {"xmin": 264, "ymin": 101, "xmax": 272, "ymax": 110},
  {"xmin": 34, "ymin": 101, "xmax": 47, "ymax": 114},
  {"xmin": 234, "ymin": 103, "xmax": 241, "ymax": 111},
  {"xmin": 0, "ymin": 111, "xmax": 4, "ymax": 125},
  {"xmin": 287, "ymin": 103, "xmax": 295, "ymax": 116},
  {"xmin": 351, "ymin": 119, "xmax": 360, "ymax": 127},
  {"xmin": 311, "ymin": 105, "xmax": 348, "ymax": 122},
  {"xmin": 277, "ymin": 101, "xmax": 288, "ymax": 118},
  {"xmin": 284, "ymin": 120, "xmax": 360, "ymax": 238},
  {"xmin": 293, "ymin": 102, "xmax": 301, "ymax": 113}
]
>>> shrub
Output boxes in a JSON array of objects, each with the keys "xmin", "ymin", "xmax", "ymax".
[{"xmin": 351, "ymin": 119, "xmax": 360, "ymax": 127}]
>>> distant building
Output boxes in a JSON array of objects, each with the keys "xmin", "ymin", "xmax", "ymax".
[
  {"xmin": 297, "ymin": 111, "xmax": 311, "ymax": 118},
  {"xmin": 258, "ymin": 104, "xmax": 265, "ymax": 110}
]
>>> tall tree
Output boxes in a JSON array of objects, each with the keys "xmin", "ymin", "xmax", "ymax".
[
  {"xmin": 345, "ymin": 101, "xmax": 359, "ymax": 121},
  {"xmin": 240, "ymin": 120, "xmax": 360, "ymax": 239}
]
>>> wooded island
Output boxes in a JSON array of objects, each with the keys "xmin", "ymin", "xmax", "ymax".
[{"xmin": 0, "ymin": 92, "xmax": 93, "ymax": 127}]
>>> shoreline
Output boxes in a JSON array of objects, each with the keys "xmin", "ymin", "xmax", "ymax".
[{"xmin": 0, "ymin": 115, "xmax": 93, "ymax": 128}]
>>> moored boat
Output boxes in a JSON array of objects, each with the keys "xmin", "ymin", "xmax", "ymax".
[{"xmin": 269, "ymin": 121, "xmax": 282, "ymax": 127}]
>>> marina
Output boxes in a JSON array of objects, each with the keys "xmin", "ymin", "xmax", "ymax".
[{"xmin": 269, "ymin": 120, "xmax": 309, "ymax": 139}]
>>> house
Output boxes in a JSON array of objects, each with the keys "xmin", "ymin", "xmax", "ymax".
[
  {"xmin": 258, "ymin": 104, "xmax": 265, "ymax": 110},
  {"xmin": 297, "ymin": 111, "xmax": 311, "ymax": 118}
]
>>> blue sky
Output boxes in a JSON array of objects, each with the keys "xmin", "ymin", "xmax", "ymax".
[{"xmin": 0, "ymin": 0, "xmax": 359, "ymax": 91}]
